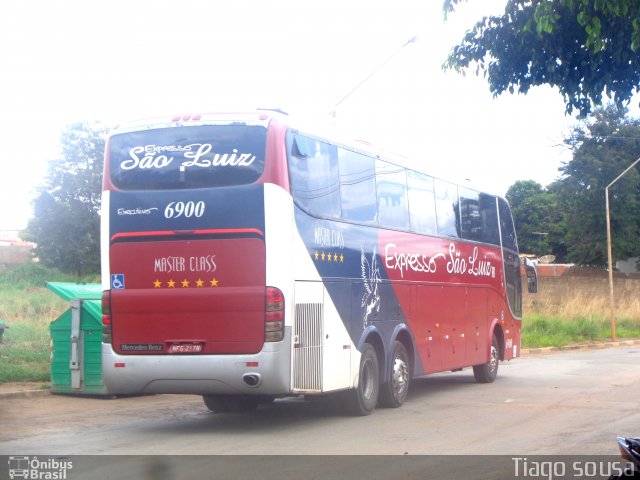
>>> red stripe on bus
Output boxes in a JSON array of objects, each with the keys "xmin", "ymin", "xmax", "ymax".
[{"xmin": 111, "ymin": 228, "xmax": 264, "ymax": 241}]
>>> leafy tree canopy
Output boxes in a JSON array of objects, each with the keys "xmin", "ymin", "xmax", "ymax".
[
  {"xmin": 23, "ymin": 122, "xmax": 106, "ymax": 275},
  {"xmin": 557, "ymin": 104, "xmax": 640, "ymax": 265},
  {"xmin": 505, "ymin": 105, "xmax": 640, "ymax": 266},
  {"xmin": 443, "ymin": 0, "xmax": 640, "ymax": 116},
  {"xmin": 506, "ymin": 180, "xmax": 567, "ymax": 260}
]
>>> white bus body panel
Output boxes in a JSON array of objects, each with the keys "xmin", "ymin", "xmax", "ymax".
[{"xmin": 264, "ymin": 183, "xmax": 358, "ymax": 394}]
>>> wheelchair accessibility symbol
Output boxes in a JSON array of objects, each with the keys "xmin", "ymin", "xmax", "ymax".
[{"xmin": 111, "ymin": 274, "xmax": 125, "ymax": 290}]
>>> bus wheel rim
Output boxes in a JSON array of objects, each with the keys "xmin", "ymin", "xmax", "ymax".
[
  {"xmin": 392, "ymin": 356, "xmax": 408, "ymax": 397},
  {"xmin": 490, "ymin": 345, "xmax": 498, "ymax": 373}
]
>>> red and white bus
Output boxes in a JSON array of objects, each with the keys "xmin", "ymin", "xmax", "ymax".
[{"xmin": 101, "ymin": 111, "xmax": 537, "ymax": 415}]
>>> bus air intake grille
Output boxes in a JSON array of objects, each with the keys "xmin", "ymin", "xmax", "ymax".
[{"xmin": 293, "ymin": 303, "xmax": 323, "ymax": 392}]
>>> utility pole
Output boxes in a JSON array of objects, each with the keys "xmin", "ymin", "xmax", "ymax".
[{"xmin": 605, "ymin": 156, "xmax": 640, "ymax": 342}]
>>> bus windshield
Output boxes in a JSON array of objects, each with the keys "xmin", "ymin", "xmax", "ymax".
[{"xmin": 109, "ymin": 124, "xmax": 267, "ymax": 190}]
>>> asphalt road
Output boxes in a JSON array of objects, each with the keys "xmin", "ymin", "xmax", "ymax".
[{"xmin": 1, "ymin": 345, "xmax": 638, "ymax": 459}]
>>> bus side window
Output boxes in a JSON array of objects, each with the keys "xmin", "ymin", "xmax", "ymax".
[
  {"xmin": 498, "ymin": 197, "xmax": 522, "ymax": 317},
  {"xmin": 407, "ymin": 171, "xmax": 437, "ymax": 235},
  {"xmin": 338, "ymin": 148, "xmax": 377, "ymax": 223},
  {"xmin": 498, "ymin": 198, "xmax": 518, "ymax": 252},
  {"xmin": 376, "ymin": 160, "xmax": 409, "ymax": 230},
  {"xmin": 479, "ymin": 193, "xmax": 500, "ymax": 246},
  {"xmin": 287, "ymin": 133, "xmax": 341, "ymax": 218},
  {"xmin": 434, "ymin": 179, "xmax": 460, "ymax": 238},
  {"xmin": 459, "ymin": 187, "xmax": 482, "ymax": 241}
]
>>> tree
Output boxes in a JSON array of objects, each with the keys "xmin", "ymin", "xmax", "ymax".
[
  {"xmin": 506, "ymin": 180, "xmax": 567, "ymax": 260},
  {"xmin": 556, "ymin": 104, "xmax": 640, "ymax": 265},
  {"xmin": 443, "ymin": 0, "xmax": 640, "ymax": 116},
  {"xmin": 24, "ymin": 122, "xmax": 106, "ymax": 275}
]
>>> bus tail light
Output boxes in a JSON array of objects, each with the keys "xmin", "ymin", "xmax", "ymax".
[
  {"xmin": 102, "ymin": 290, "xmax": 112, "ymax": 344},
  {"xmin": 265, "ymin": 287, "xmax": 284, "ymax": 342}
]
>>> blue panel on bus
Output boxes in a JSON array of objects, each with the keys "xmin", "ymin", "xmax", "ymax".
[
  {"xmin": 292, "ymin": 206, "xmax": 420, "ymax": 375},
  {"xmin": 108, "ymin": 184, "xmax": 265, "ymax": 238}
]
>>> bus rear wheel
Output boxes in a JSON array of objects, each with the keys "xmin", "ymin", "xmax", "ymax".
[
  {"xmin": 378, "ymin": 341, "xmax": 411, "ymax": 408},
  {"xmin": 346, "ymin": 343, "xmax": 379, "ymax": 416},
  {"xmin": 473, "ymin": 334, "xmax": 499, "ymax": 383}
]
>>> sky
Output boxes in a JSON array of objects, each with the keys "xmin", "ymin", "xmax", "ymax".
[{"xmin": 0, "ymin": 0, "xmax": 583, "ymax": 231}]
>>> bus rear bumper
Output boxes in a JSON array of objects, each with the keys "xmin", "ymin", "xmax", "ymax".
[{"xmin": 102, "ymin": 332, "xmax": 292, "ymax": 396}]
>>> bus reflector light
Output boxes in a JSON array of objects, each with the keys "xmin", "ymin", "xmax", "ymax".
[
  {"xmin": 265, "ymin": 310, "xmax": 284, "ymax": 322},
  {"xmin": 266, "ymin": 289, "xmax": 284, "ymax": 308},
  {"xmin": 265, "ymin": 287, "xmax": 284, "ymax": 342},
  {"xmin": 246, "ymin": 362, "xmax": 259, "ymax": 367},
  {"xmin": 265, "ymin": 320, "xmax": 283, "ymax": 332},
  {"xmin": 102, "ymin": 291, "xmax": 112, "ymax": 344},
  {"xmin": 265, "ymin": 331, "xmax": 284, "ymax": 342},
  {"xmin": 114, "ymin": 363, "xmax": 125, "ymax": 368},
  {"xmin": 102, "ymin": 328, "xmax": 112, "ymax": 345}
]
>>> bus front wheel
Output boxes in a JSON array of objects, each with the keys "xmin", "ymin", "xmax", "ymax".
[
  {"xmin": 473, "ymin": 334, "xmax": 499, "ymax": 383},
  {"xmin": 346, "ymin": 343, "xmax": 380, "ymax": 416}
]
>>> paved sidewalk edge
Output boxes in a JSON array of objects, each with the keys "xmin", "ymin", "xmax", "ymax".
[{"xmin": 522, "ymin": 338, "xmax": 640, "ymax": 355}]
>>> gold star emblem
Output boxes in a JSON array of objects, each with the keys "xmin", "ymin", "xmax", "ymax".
[
  {"xmin": 314, "ymin": 251, "xmax": 319, "ymax": 261},
  {"xmin": 181, "ymin": 279, "xmax": 190, "ymax": 288},
  {"xmin": 196, "ymin": 278, "xmax": 204, "ymax": 287},
  {"xmin": 210, "ymin": 278, "xmax": 219, "ymax": 287},
  {"xmin": 153, "ymin": 280, "xmax": 162, "ymax": 288},
  {"xmin": 167, "ymin": 279, "xmax": 176, "ymax": 288},
  {"xmin": 321, "ymin": 252, "xmax": 325, "ymax": 261},
  {"xmin": 333, "ymin": 253, "xmax": 338, "ymax": 262},
  {"xmin": 340, "ymin": 254, "xmax": 344, "ymax": 263}
]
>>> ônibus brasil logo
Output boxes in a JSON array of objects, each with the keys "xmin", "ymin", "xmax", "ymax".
[{"xmin": 8, "ymin": 456, "xmax": 72, "ymax": 479}]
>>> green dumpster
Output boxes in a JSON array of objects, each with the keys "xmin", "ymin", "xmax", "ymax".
[{"xmin": 47, "ymin": 282, "xmax": 108, "ymax": 395}]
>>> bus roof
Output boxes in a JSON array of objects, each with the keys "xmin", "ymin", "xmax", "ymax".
[{"xmin": 107, "ymin": 110, "xmax": 503, "ymax": 200}]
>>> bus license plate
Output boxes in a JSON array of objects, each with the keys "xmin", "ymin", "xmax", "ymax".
[{"xmin": 168, "ymin": 343, "xmax": 203, "ymax": 353}]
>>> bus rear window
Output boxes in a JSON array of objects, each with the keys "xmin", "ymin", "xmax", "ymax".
[{"xmin": 109, "ymin": 125, "xmax": 267, "ymax": 190}]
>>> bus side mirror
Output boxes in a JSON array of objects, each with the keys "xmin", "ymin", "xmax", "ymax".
[{"xmin": 524, "ymin": 258, "xmax": 538, "ymax": 294}]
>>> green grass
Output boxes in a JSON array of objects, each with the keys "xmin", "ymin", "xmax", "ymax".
[
  {"xmin": 522, "ymin": 313, "xmax": 640, "ymax": 348},
  {"xmin": 0, "ymin": 262, "xmax": 97, "ymax": 289},
  {"xmin": 0, "ymin": 263, "xmax": 98, "ymax": 383},
  {"xmin": 522, "ymin": 283, "xmax": 640, "ymax": 348},
  {"xmin": 0, "ymin": 324, "xmax": 50, "ymax": 382}
]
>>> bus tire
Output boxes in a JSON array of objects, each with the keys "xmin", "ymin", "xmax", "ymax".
[
  {"xmin": 346, "ymin": 343, "xmax": 379, "ymax": 416},
  {"xmin": 378, "ymin": 341, "xmax": 411, "ymax": 408},
  {"xmin": 473, "ymin": 334, "xmax": 499, "ymax": 383},
  {"xmin": 203, "ymin": 394, "xmax": 260, "ymax": 413}
]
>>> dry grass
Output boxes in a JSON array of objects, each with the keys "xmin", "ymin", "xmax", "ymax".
[
  {"xmin": 0, "ymin": 287, "xmax": 68, "ymax": 328},
  {"xmin": 522, "ymin": 281, "xmax": 640, "ymax": 347},
  {"xmin": 525, "ymin": 289, "xmax": 640, "ymax": 321}
]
